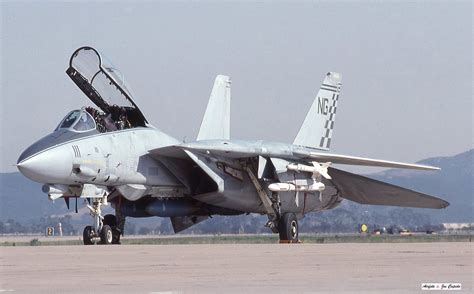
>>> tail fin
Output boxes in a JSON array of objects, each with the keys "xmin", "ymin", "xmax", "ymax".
[
  {"xmin": 293, "ymin": 72, "xmax": 342, "ymax": 150},
  {"xmin": 197, "ymin": 75, "xmax": 231, "ymax": 141}
]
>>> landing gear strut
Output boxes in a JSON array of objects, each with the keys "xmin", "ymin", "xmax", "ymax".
[
  {"xmin": 278, "ymin": 212, "xmax": 299, "ymax": 242},
  {"xmin": 243, "ymin": 162, "xmax": 300, "ymax": 243},
  {"xmin": 82, "ymin": 195, "xmax": 120, "ymax": 245}
]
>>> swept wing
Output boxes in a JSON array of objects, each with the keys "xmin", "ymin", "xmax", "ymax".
[
  {"xmin": 149, "ymin": 141, "xmax": 447, "ymax": 209},
  {"xmin": 328, "ymin": 167, "xmax": 449, "ymax": 209},
  {"xmin": 150, "ymin": 141, "xmax": 439, "ymax": 171},
  {"xmin": 297, "ymin": 151, "xmax": 440, "ymax": 171}
]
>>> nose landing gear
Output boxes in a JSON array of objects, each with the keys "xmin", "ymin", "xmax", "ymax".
[
  {"xmin": 82, "ymin": 195, "xmax": 121, "ymax": 245},
  {"xmin": 83, "ymin": 225, "xmax": 94, "ymax": 245},
  {"xmin": 100, "ymin": 225, "xmax": 113, "ymax": 244},
  {"xmin": 103, "ymin": 214, "xmax": 121, "ymax": 244}
]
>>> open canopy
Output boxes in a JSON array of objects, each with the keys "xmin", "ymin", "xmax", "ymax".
[{"xmin": 66, "ymin": 46, "xmax": 148, "ymax": 127}]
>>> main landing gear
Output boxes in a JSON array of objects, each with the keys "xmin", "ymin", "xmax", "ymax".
[
  {"xmin": 278, "ymin": 212, "xmax": 299, "ymax": 243},
  {"xmin": 265, "ymin": 212, "xmax": 300, "ymax": 243},
  {"xmin": 82, "ymin": 196, "xmax": 121, "ymax": 245},
  {"xmin": 245, "ymin": 166, "xmax": 300, "ymax": 243}
]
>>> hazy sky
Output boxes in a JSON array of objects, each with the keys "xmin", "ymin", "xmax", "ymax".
[{"xmin": 1, "ymin": 1, "xmax": 472, "ymax": 173}]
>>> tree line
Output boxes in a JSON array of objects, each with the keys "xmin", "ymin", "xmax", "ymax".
[{"xmin": 0, "ymin": 205, "xmax": 448, "ymax": 235}]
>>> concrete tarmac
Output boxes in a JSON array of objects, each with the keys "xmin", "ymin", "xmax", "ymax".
[{"xmin": 0, "ymin": 242, "xmax": 472, "ymax": 293}]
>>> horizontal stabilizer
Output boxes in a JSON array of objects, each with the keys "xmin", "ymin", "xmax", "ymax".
[
  {"xmin": 329, "ymin": 167, "xmax": 449, "ymax": 209},
  {"xmin": 197, "ymin": 75, "xmax": 231, "ymax": 141}
]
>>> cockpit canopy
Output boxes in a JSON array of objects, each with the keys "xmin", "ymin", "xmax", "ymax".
[
  {"xmin": 66, "ymin": 46, "xmax": 148, "ymax": 128},
  {"xmin": 56, "ymin": 109, "xmax": 96, "ymax": 132}
]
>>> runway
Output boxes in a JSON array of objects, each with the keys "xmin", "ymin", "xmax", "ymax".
[{"xmin": 0, "ymin": 242, "xmax": 472, "ymax": 293}]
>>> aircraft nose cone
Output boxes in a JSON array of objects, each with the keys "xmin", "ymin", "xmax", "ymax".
[{"xmin": 17, "ymin": 147, "xmax": 72, "ymax": 183}]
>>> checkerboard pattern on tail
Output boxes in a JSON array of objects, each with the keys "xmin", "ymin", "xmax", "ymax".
[
  {"xmin": 319, "ymin": 87, "xmax": 341, "ymax": 149},
  {"xmin": 293, "ymin": 72, "xmax": 342, "ymax": 150}
]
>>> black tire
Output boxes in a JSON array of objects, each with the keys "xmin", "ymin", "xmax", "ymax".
[
  {"xmin": 103, "ymin": 214, "xmax": 117, "ymax": 227},
  {"xmin": 83, "ymin": 226, "xmax": 94, "ymax": 245},
  {"xmin": 100, "ymin": 225, "xmax": 113, "ymax": 245},
  {"xmin": 104, "ymin": 214, "xmax": 121, "ymax": 244},
  {"xmin": 278, "ymin": 213, "xmax": 299, "ymax": 242},
  {"xmin": 112, "ymin": 228, "xmax": 121, "ymax": 244}
]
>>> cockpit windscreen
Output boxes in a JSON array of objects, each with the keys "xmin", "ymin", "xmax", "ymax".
[
  {"xmin": 59, "ymin": 110, "xmax": 81, "ymax": 129},
  {"xmin": 74, "ymin": 111, "xmax": 96, "ymax": 131},
  {"xmin": 57, "ymin": 109, "xmax": 97, "ymax": 132}
]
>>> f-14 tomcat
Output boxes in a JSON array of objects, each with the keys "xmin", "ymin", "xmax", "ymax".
[{"xmin": 17, "ymin": 47, "xmax": 448, "ymax": 245}]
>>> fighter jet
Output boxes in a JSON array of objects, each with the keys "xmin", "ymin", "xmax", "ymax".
[{"xmin": 17, "ymin": 47, "xmax": 449, "ymax": 245}]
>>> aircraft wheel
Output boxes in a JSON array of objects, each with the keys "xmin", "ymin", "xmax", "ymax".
[
  {"xmin": 100, "ymin": 225, "xmax": 113, "ymax": 245},
  {"xmin": 104, "ymin": 214, "xmax": 121, "ymax": 244},
  {"xmin": 112, "ymin": 228, "xmax": 121, "ymax": 244},
  {"xmin": 278, "ymin": 213, "xmax": 299, "ymax": 242},
  {"xmin": 103, "ymin": 214, "xmax": 117, "ymax": 227},
  {"xmin": 83, "ymin": 226, "xmax": 94, "ymax": 245}
]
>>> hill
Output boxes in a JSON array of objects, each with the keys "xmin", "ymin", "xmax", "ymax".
[{"xmin": 371, "ymin": 149, "xmax": 473, "ymax": 222}]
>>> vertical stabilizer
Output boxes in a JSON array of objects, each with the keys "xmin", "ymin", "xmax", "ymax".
[
  {"xmin": 197, "ymin": 75, "xmax": 231, "ymax": 140},
  {"xmin": 293, "ymin": 72, "xmax": 342, "ymax": 150}
]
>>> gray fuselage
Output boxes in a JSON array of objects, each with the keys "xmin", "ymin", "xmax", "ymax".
[{"xmin": 18, "ymin": 122, "xmax": 342, "ymax": 217}]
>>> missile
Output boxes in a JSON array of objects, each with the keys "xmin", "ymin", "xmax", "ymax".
[
  {"xmin": 268, "ymin": 182, "xmax": 325, "ymax": 192},
  {"xmin": 286, "ymin": 163, "xmax": 316, "ymax": 173},
  {"xmin": 42, "ymin": 184, "xmax": 71, "ymax": 200},
  {"xmin": 268, "ymin": 183, "xmax": 294, "ymax": 192},
  {"xmin": 42, "ymin": 184, "xmax": 70, "ymax": 194},
  {"xmin": 286, "ymin": 162, "xmax": 332, "ymax": 179}
]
